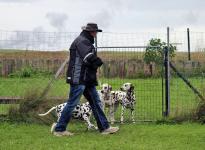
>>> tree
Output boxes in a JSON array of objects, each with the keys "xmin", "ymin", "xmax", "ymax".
[
  {"xmin": 143, "ymin": 38, "xmax": 176, "ymax": 77},
  {"xmin": 144, "ymin": 38, "xmax": 176, "ymax": 65}
]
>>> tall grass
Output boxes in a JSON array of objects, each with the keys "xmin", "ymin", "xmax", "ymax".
[
  {"xmin": 8, "ymin": 87, "xmax": 57, "ymax": 125},
  {"xmin": 1, "ymin": 50, "xmax": 205, "ymax": 62}
]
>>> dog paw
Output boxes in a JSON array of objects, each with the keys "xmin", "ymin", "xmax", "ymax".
[
  {"xmin": 87, "ymin": 127, "xmax": 92, "ymax": 130},
  {"xmin": 87, "ymin": 125, "xmax": 97, "ymax": 131},
  {"xmin": 111, "ymin": 121, "xmax": 114, "ymax": 125}
]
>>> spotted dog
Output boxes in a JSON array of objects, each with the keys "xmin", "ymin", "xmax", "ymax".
[
  {"xmin": 98, "ymin": 83, "xmax": 136, "ymax": 124},
  {"xmin": 98, "ymin": 83, "xmax": 112, "ymax": 110},
  {"xmin": 118, "ymin": 83, "xmax": 136, "ymax": 123},
  {"xmin": 97, "ymin": 83, "xmax": 117, "ymax": 124},
  {"xmin": 38, "ymin": 102, "xmax": 97, "ymax": 130}
]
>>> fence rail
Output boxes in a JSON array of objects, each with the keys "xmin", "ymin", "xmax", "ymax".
[{"xmin": 0, "ymin": 97, "xmax": 66, "ymax": 104}]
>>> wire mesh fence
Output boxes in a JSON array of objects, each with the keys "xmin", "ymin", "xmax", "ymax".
[
  {"xmin": 96, "ymin": 47, "xmax": 163, "ymax": 122},
  {"xmin": 0, "ymin": 46, "xmax": 164, "ymax": 122},
  {"xmin": 169, "ymin": 63, "xmax": 205, "ymax": 118},
  {"xmin": 169, "ymin": 31, "xmax": 205, "ymax": 119},
  {"xmin": 0, "ymin": 29, "xmax": 205, "ymax": 123}
]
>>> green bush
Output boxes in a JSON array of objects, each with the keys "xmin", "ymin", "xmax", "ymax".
[
  {"xmin": 8, "ymin": 66, "xmax": 52, "ymax": 78},
  {"xmin": 144, "ymin": 38, "xmax": 176, "ymax": 65},
  {"xmin": 8, "ymin": 87, "xmax": 57, "ymax": 125},
  {"xmin": 196, "ymin": 101, "xmax": 205, "ymax": 123},
  {"xmin": 196, "ymin": 86, "xmax": 205, "ymax": 124}
]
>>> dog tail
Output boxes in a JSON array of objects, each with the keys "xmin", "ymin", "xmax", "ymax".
[{"xmin": 38, "ymin": 107, "xmax": 56, "ymax": 116}]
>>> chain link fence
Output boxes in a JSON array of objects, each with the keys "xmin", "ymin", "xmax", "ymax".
[
  {"xmin": 168, "ymin": 30, "xmax": 205, "ymax": 120},
  {"xmin": 0, "ymin": 28, "xmax": 205, "ymax": 122}
]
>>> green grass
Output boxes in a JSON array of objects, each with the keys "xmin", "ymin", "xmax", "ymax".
[
  {"xmin": 0, "ymin": 122, "xmax": 205, "ymax": 150},
  {"xmin": 0, "ymin": 77, "xmax": 204, "ymax": 121}
]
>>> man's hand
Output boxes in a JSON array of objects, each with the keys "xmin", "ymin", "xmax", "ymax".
[
  {"xmin": 95, "ymin": 57, "xmax": 103, "ymax": 67},
  {"xmin": 83, "ymin": 53, "xmax": 103, "ymax": 70}
]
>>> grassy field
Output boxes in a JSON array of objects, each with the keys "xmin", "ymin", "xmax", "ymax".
[
  {"xmin": 0, "ymin": 50, "xmax": 205, "ymax": 150},
  {"xmin": 0, "ymin": 77, "xmax": 204, "ymax": 121},
  {"xmin": 0, "ymin": 122, "xmax": 205, "ymax": 150}
]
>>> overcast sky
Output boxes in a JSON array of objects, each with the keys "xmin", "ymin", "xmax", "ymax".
[{"xmin": 0, "ymin": 0, "xmax": 205, "ymax": 33}]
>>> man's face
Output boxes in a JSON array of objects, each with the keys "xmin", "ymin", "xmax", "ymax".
[{"xmin": 90, "ymin": 31, "xmax": 97, "ymax": 37}]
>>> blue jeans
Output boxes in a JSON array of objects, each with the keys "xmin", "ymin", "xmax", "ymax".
[{"xmin": 55, "ymin": 84, "xmax": 109, "ymax": 132}]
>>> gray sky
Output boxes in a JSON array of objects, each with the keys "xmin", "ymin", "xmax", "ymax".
[{"xmin": 0, "ymin": 0, "xmax": 205, "ymax": 32}]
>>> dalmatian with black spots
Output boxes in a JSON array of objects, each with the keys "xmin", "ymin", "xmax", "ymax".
[
  {"xmin": 97, "ymin": 83, "xmax": 117, "ymax": 124},
  {"xmin": 118, "ymin": 83, "xmax": 136, "ymax": 123},
  {"xmin": 38, "ymin": 102, "xmax": 97, "ymax": 130},
  {"xmin": 98, "ymin": 83, "xmax": 136, "ymax": 124}
]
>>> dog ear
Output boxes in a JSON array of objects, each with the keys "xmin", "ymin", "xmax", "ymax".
[
  {"xmin": 109, "ymin": 85, "xmax": 112, "ymax": 91},
  {"xmin": 130, "ymin": 85, "xmax": 134, "ymax": 90}
]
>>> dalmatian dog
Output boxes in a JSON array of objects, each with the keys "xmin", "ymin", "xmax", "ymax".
[
  {"xmin": 38, "ymin": 102, "xmax": 97, "ymax": 130},
  {"xmin": 98, "ymin": 83, "xmax": 136, "ymax": 124},
  {"xmin": 98, "ymin": 83, "xmax": 112, "ymax": 110},
  {"xmin": 97, "ymin": 83, "xmax": 117, "ymax": 124},
  {"xmin": 118, "ymin": 83, "xmax": 136, "ymax": 123}
]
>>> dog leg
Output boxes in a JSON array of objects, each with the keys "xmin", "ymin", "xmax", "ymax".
[
  {"xmin": 83, "ymin": 114, "xmax": 97, "ymax": 130},
  {"xmin": 110, "ymin": 102, "xmax": 119, "ymax": 124},
  {"xmin": 57, "ymin": 113, "xmax": 61, "ymax": 122},
  {"xmin": 131, "ymin": 109, "xmax": 135, "ymax": 123},
  {"xmin": 120, "ymin": 106, "xmax": 125, "ymax": 124},
  {"xmin": 109, "ymin": 104, "xmax": 115, "ymax": 124}
]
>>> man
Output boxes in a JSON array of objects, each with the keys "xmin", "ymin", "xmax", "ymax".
[{"xmin": 52, "ymin": 23, "xmax": 119, "ymax": 136}]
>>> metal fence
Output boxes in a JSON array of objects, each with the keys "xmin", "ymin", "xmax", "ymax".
[
  {"xmin": 168, "ymin": 28, "xmax": 205, "ymax": 119},
  {"xmin": 0, "ymin": 28, "xmax": 205, "ymax": 122},
  {"xmin": 96, "ymin": 46, "xmax": 163, "ymax": 121},
  {"xmin": 1, "ymin": 29, "xmax": 205, "ymax": 52}
]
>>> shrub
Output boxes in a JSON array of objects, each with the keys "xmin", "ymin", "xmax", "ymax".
[
  {"xmin": 144, "ymin": 38, "xmax": 176, "ymax": 65},
  {"xmin": 8, "ymin": 66, "xmax": 52, "ymax": 78},
  {"xmin": 8, "ymin": 87, "xmax": 57, "ymax": 125},
  {"xmin": 196, "ymin": 89, "xmax": 205, "ymax": 123},
  {"xmin": 196, "ymin": 101, "xmax": 205, "ymax": 123}
]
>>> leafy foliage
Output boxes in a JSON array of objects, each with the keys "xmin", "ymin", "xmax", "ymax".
[
  {"xmin": 144, "ymin": 38, "xmax": 176, "ymax": 64},
  {"xmin": 8, "ymin": 87, "xmax": 57, "ymax": 125},
  {"xmin": 8, "ymin": 66, "xmax": 52, "ymax": 78}
]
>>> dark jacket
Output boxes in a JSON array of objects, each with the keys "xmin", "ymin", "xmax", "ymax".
[{"xmin": 66, "ymin": 31, "xmax": 103, "ymax": 86}]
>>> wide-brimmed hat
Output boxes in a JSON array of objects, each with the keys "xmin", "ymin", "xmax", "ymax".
[{"xmin": 81, "ymin": 23, "xmax": 102, "ymax": 32}]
